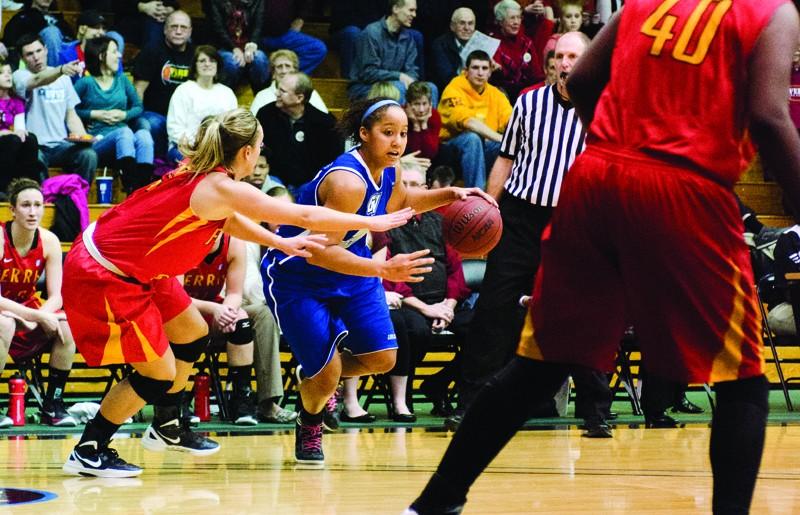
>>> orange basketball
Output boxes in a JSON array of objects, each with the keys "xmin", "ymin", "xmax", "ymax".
[{"xmin": 442, "ymin": 197, "xmax": 503, "ymax": 257}]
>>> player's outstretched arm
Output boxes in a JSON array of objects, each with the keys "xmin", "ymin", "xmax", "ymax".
[
  {"xmin": 567, "ymin": 10, "xmax": 621, "ymax": 126},
  {"xmin": 192, "ymin": 173, "xmax": 414, "ymax": 233},
  {"xmin": 387, "ymin": 174, "xmax": 497, "ymax": 214},
  {"xmin": 223, "ymin": 213, "xmax": 328, "ymax": 258},
  {"xmin": 748, "ymin": 3, "xmax": 800, "ymax": 218}
]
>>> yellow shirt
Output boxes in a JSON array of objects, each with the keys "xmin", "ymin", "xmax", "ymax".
[{"xmin": 438, "ymin": 74, "xmax": 513, "ymax": 141}]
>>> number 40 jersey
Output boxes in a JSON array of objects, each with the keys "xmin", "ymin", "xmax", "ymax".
[{"xmin": 587, "ymin": 0, "xmax": 788, "ymax": 185}]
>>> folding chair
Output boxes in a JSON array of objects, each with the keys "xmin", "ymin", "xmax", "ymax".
[{"xmin": 757, "ymin": 273, "xmax": 795, "ymax": 411}]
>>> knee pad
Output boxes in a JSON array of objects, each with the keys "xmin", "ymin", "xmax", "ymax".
[
  {"xmin": 170, "ymin": 335, "xmax": 209, "ymax": 362},
  {"xmin": 128, "ymin": 372, "xmax": 172, "ymax": 404},
  {"xmin": 227, "ymin": 318, "xmax": 253, "ymax": 345}
]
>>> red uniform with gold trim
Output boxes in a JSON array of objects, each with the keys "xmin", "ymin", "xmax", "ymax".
[
  {"xmin": 0, "ymin": 222, "xmax": 50, "ymax": 360},
  {"xmin": 0, "ymin": 222, "xmax": 44, "ymax": 305},
  {"xmin": 63, "ymin": 168, "xmax": 228, "ymax": 366},
  {"xmin": 183, "ymin": 235, "xmax": 229, "ymax": 302},
  {"xmin": 520, "ymin": 0, "xmax": 786, "ymax": 383},
  {"xmin": 156, "ymin": 235, "xmax": 231, "ymax": 325}
]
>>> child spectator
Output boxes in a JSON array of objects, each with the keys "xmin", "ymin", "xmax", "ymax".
[{"xmin": 0, "ymin": 62, "xmax": 46, "ymax": 192}]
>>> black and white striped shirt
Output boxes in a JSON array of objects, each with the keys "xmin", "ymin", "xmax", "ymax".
[{"xmin": 500, "ymin": 84, "xmax": 586, "ymax": 207}]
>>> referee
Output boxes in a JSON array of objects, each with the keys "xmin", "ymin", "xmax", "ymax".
[{"xmin": 454, "ymin": 31, "xmax": 608, "ymax": 430}]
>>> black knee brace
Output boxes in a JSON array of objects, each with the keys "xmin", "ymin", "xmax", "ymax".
[
  {"xmin": 128, "ymin": 372, "xmax": 173, "ymax": 404},
  {"xmin": 170, "ymin": 335, "xmax": 209, "ymax": 362},
  {"xmin": 227, "ymin": 318, "xmax": 253, "ymax": 345}
]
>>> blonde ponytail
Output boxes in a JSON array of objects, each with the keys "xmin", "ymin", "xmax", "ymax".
[{"xmin": 180, "ymin": 108, "xmax": 260, "ymax": 173}]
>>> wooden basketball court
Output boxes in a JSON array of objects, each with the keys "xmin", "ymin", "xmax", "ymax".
[{"xmin": 1, "ymin": 424, "xmax": 799, "ymax": 513}]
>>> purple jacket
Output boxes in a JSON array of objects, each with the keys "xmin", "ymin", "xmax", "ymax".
[{"xmin": 42, "ymin": 174, "xmax": 90, "ymax": 230}]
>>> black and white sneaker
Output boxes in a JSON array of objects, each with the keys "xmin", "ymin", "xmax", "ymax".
[
  {"xmin": 42, "ymin": 398, "xmax": 78, "ymax": 427},
  {"xmin": 142, "ymin": 418, "xmax": 220, "ymax": 455},
  {"xmin": 0, "ymin": 414, "xmax": 12, "ymax": 428},
  {"xmin": 229, "ymin": 390, "xmax": 258, "ymax": 426},
  {"xmin": 63, "ymin": 440, "xmax": 142, "ymax": 478}
]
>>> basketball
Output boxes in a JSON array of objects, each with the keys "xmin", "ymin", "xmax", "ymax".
[{"xmin": 442, "ymin": 196, "xmax": 503, "ymax": 257}]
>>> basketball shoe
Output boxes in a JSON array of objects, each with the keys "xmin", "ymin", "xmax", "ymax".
[
  {"xmin": 41, "ymin": 398, "xmax": 78, "ymax": 427},
  {"xmin": 142, "ymin": 417, "xmax": 220, "ymax": 455},
  {"xmin": 295, "ymin": 416, "xmax": 324, "ymax": 466},
  {"xmin": 63, "ymin": 440, "xmax": 143, "ymax": 478},
  {"xmin": 229, "ymin": 388, "xmax": 258, "ymax": 426},
  {"xmin": 0, "ymin": 413, "xmax": 11, "ymax": 428}
]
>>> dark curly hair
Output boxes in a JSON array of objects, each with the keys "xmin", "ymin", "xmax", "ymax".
[{"xmin": 336, "ymin": 97, "xmax": 404, "ymax": 144}]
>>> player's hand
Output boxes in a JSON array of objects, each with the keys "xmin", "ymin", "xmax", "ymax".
[
  {"xmin": 379, "ymin": 249, "xmax": 434, "ymax": 283},
  {"xmin": 277, "ymin": 233, "xmax": 328, "ymax": 258},
  {"xmin": 368, "ymin": 207, "xmax": 415, "ymax": 232},
  {"xmin": 213, "ymin": 304, "xmax": 239, "ymax": 328},
  {"xmin": 451, "ymin": 187, "xmax": 498, "ymax": 207},
  {"xmin": 385, "ymin": 291, "xmax": 403, "ymax": 309},
  {"xmin": 36, "ymin": 311, "xmax": 65, "ymax": 339}
]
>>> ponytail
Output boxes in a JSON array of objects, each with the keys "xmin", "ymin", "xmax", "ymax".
[{"xmin": 180, "ymin": 108, "xmax": 260, "ymax": 173}]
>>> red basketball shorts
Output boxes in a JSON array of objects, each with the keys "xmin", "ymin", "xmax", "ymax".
[
  {"xmin": 518, "ymin": 146, "xmax": 764, "ymax": 384},
  {"xmin": 63, "ymin": 239, "xmax": 192, "ymax": 366},
  {"xmin": 8, "ymin": 296, "xmax": 52, "ymax": 361}
]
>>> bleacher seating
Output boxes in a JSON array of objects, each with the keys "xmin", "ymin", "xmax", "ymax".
[{"xmin": 0, "ymin": 0, "xmax": 796, "ymax": 411}]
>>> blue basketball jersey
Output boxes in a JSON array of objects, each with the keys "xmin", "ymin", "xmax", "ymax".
[{"xmin": 263, "ymin": 148, "xmax": 396, "ymax": 289}]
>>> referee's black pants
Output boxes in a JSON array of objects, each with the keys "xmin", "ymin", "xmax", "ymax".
[{"xmin": 459, "ymin": 193, "xmax": 552, "ymax": 407}]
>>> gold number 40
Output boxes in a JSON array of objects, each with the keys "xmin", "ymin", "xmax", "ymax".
[{"xmin": 640, "ymin": 0, "xmax": 732, "ymax": 65}]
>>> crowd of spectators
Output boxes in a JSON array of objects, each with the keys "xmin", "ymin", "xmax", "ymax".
[{"xmin": 0, "ymin": 0, "xmax": 639, "ymax": 426}]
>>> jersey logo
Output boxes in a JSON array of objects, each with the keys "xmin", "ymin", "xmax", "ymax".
[{"xmin": 366, "ymin": 193, "xmax": 381, "ymax": 216}]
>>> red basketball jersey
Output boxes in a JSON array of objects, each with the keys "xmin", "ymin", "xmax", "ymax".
[
  {"xmin": 183, "ymin": 235, "xmax": 230, "ymax": 301},
  {"xmin": 91, "ymin": 168, "xmax": 227, "ymax": 283},
  {"xmin": 587, "ymin": 0, "xmax": 788, "ymax": 185},
  {"xmin": 0, "ymin": 223, "xmax": 45, "ymax": 304}
]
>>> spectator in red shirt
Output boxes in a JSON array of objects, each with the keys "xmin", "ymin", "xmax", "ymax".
[
  {"xmin": 489, "ymin": 0, "xmax": 543, "ymax": 101},
  {"xmin": 405, "ymin": 81, "xmax": 441, "ymax": 162}
]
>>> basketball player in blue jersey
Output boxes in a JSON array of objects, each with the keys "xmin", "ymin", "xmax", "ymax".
[{"xmin": 262, "ymin": 97, "xmax": 495, "ymax": 465}]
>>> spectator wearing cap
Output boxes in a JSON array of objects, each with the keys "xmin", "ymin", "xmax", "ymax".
[
  {"xmin": 58, "ymin": 11, "xmax": 125, "ymax": 83},
  {"xmin": 255, "ymin": 71, "xmax": 341, "ymax": 190},
  {"xmin": 12, "ymin": 34, "xmax": 98, "ymax": 184},
  {"xmin": 3, "ymin": 0, "xmax": 74, "ymax": 66},
  {"xmin": 134, "ymin": 10, "xmax": 194, "ymax": 157}
]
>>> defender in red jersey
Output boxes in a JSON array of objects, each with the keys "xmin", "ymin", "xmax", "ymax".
[
  {"xmin": 408, "ymin": 2, "xmax": 800, "ymax": 514},
  {"xmin": 176, "ymin": 234, "xmax": 260, "ymax": 426},
  {"xmin": 0, "ymin": 179, "xmax": 77, "ymax": 428},
  {"xmin": 62, "ymin": 108, "xmax": 423, "ymax": 479}
]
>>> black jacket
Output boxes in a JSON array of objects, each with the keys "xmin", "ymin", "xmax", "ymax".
[
  {"xmin": 3, "ymin": 8, "xmax": 74, "ymax": 48},
  {"xmin": 256, "ymin": 102, "xmax": 342, "ymax": 188},
  {"xmin": 429, "ymin": 32, "xmax": 462, "ymax": 93},
  {"xmin": 203, "ymin": 0, "xmax": 265, "ymax": 50}
]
